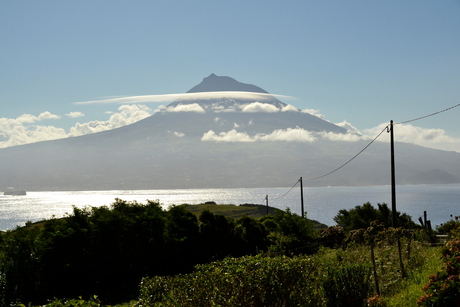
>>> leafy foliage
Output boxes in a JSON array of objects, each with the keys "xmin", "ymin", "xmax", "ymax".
[
  {"xmin": 323, "ymin": 265, "xmax": 372, "ymax": 307},
  {"xmin": 0, "ymin": 199, "xmax": 443, "ymax": 306},
  {"xmin": 138, "ymin": 254, "xmax": 323, "ymax": 307},
  {"xmin": 418, "ymin": 239, "xmax": 460, "ymax": 306},
  {"xmin": 261, "ymin": 208, "xmax": 318, "ymax": 255},
  {"xmin": 0, "ymin": 199, "xmax": 318, "ymax": 305},
  {"xmin": 334, "ymin": 202, "xmax": 418, "ymax": 232},
  {"xmin": 436, "ymin": 216, "xmax": 460, "ymax": 238},
  {"xmin": 319, "ymin": 226, "xmax": 345, "ymax": 248}
]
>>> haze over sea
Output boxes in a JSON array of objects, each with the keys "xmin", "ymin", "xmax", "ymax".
[{"xmin": 1, "ymin": 184, "xmax": 459, "ymax": 231}]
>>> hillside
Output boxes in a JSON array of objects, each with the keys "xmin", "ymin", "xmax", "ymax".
[
  {"xmin": 1, "ymin": 74, "xmax": 459, "ymax": 191},
  {"xmin": 183, "ymin": 203, "xmax": 328, "ymax": 229}
]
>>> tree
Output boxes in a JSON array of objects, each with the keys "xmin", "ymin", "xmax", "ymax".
[
  {"xmin": 334, "ymin": 202, "xmax": 417, "ymax": 232},
  {"xmin": 198, "ymin": 209, "xmax": 238, "ymax": 260},
  {"xmin": 261, "ymin": 208, "xmax": 318, "ymax": 255}
]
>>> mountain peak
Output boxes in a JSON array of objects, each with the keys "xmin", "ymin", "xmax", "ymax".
[
  {"xmin": 167, "ymin": 74, "xmax": 285, "ymax": 109},
  {"xmin": 186, "ymin": 74, "xmax": 269, "ymax": 94}
]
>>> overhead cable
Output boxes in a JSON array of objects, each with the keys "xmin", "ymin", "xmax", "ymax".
[
  {"xmin": 395, "ymin": 103, "xmax": 460, "ymax": 125},
  {"xmin": 304, "ymin": 102, "xmax": 460, "ymax": 181},
  {"xmin": 305, "ymin": 125, "xmax": 389, "ymax": 181},
  {"xmin": 271, "ymin": 179, "xmax": 300, "ymax": 200}
]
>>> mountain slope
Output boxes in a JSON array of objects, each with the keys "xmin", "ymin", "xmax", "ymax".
[{"xmin": 0, "ymin": 74, "xmax": 459, "ymax": 191}]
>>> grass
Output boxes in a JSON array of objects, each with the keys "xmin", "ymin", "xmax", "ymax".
[
  {"xmin": 183, "ymin": 202, "xmax": 280, "ymax": 219},
  {"xmin": 183, "ymin": 202, "xmax": 328, "ymax": 228},
  {"xmin": 384, "ymin": 244, "xmax": 443, "ymax": 306},
  {"xmin": 311, "ymin": 239, "xmax": 444, "ymax": 306}
]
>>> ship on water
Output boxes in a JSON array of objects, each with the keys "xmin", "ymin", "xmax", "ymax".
[{"xmin": 3, "ymin": 188, "xmax": 26, "ymax": 196}]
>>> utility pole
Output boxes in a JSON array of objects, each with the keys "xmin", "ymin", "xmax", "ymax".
[
  {"xmin": 300, "ymin": 177, "xmax": 304, "ymax": 218},
  {"xmin": 389, "ymin": 120, "xmax": 406, "ymax": 278},
  {"xmin": 265, "ymin": 195, "xmax": 268, "ymax": 215},
  {"xmin": 390, "ymin": 120, "xmax": 397, "ymax": 228}
]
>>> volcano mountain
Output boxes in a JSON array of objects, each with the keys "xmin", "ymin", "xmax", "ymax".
[{"xmin": 1, "ymin": 74, "xmax": 459, "ymax": 191}]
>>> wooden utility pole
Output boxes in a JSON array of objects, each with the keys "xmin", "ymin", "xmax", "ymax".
[
  {"xmin": 265, "ymin": 195, "xmax": 269, "ymax": 215},
  {"xmin": 300, "ymin": 177, "xmax": 304, "ymax": 218},
  {"xmin": 390, "ymin": 120, "xmax": 397, "ymax": 228},
  {"xmin": 389, "ymin": 120, "xmax": 406, "ymax": 278}
]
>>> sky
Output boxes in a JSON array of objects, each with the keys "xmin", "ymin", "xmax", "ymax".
[{"xmin": 1, "ymin": 1, "xmax": 460, "ymax": 151}]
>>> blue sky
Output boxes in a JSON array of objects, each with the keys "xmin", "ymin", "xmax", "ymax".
[{"xmin": 1, "ymin": 1, "xmax": 460, "ymax": 150}]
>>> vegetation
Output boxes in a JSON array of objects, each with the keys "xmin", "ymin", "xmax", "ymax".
[
  {"xmin": 0, "ymin": 199, "xmax": 318, "ymax": 305},
  {"xmin": 0, "ymin": 199, "xmax": 458, "ymax": 306},
  {"xmin": 334, "ymin": 202, "xmax": 418, "ymax": 232}
]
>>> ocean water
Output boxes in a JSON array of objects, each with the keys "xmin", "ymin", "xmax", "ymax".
[{"xmin": 0, "ymin": 184, "xmax": 459, "ymax": 231}]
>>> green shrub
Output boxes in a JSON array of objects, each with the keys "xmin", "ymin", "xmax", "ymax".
[
  {"xmin": 418, "ymin": 239, "xmax": 460, "ymax": 306},
  {"xmin": 323, "ymin": 264, "xmax": 372, "ymax": 307},
  {"xmin": 43, "ymin": 296, "xmax": 101, "ymax": 307},
  {"xmin": 138, "ymin": 254, "xmax": 323, "ymax": 307},
  {"xmin": 319, "ymin": 226, "xmax": 345, "ymax": 248}
]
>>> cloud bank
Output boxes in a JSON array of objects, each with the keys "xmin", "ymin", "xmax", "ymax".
[
  {"xmin": 0, "ymin": 105, "xmax": 152, "ymax": 148},
  {"xmin": 1, "ymin": 104, "xmax": 459, "ymax": 152},
  {"xmin": 200, "ymin": 119, "xmax": 460, "ymax": 152},
  {"xmin": 74, "ymin": 92, "xmax": 295, "ymax": 105},
  {"xmin": 156, "ymin": 103, "xmax": 205, "ymax": 113},
  {"xmin": 0, "ymin": 112, "xmax": 66, "ymax": 147},
  {"xmin": 69, "ymin": 104, "xmax": 152, "ymax": 136},
  {"xmin": 201, "ymin": 128, "xmax": 355, "ymax": 143},
  {"xmin": 363, "ymin": 122, "xmax": 460, "ymax": 152}
]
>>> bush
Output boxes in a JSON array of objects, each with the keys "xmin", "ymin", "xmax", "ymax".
[
  {"xmin": 138, "ymin": 254, "xmax": 323, "ymax": 306},
  {"xmin": 436, "ymin": 217, "xmax": 460, "ymax": 237},
  {"xmin": 320, "ymin": 226, "xmax": 345, "ymax": 248},
  {"xmin": 334, "ymin": 202, "xmax": 418, "ymax": 233},
  {"xmin": 418, "ymin": 239, "xmax": 460, "ymax": 306},
  {"xmin": 261, "ymin": 208, "xmax": 318, "ymax": 255},
  {"xmin": 323, "ymin": 264, "xmax": 372, "ymax": 307},
  {"xmin": 44, "ymin": 296, "xmax": 102, "ymax": 307}
]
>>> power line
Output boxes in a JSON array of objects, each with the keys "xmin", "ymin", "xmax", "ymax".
[
  {"xmin": 395, "ymin": 103, "xmax": 460, "ymax": 125},
  {"xmin": 271, "ymin": 179, "xmax": 300, "ymax": 200},
  {"xmin": 304, "ymin": 102, "xmax": 460, "ymax": 181},
  {"xmin": 305, "ymin": 125, "xmax": 389, "ymax": 181},
  {"xmin": 266, "ymin": 102, "xmax": 460, "ymax": 201}
]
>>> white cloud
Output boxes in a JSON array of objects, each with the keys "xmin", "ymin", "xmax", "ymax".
[
  {"xmin": 199, "ymin": 120, "xmax": 459, "ymax": 149},
  {"xmin": 335, "ymin": 120, "xmax": 362, "ymax": 135},
  {"xmin": 16, "ymin": 114, "xmax": 38, "ymax": 124},
  {"xmin": 302, "ymin": 108, "xmax": 326, "ymax": 120},
  {"xmin": 69, "ymin": 104, "xmax": 152, "ymax": 136},
  {"xmin": 74, "ymin": 91, "xmax": 295, "ymax": 105},
  {"xmin": 281, "ymin": 104, "xmax": 299, "ymax": 112},
  {"xmin": 0, "ymin": 105, "xmax": 153, "ymax": 148},
  {"xmin": 38, "ymin": 111, "xmax": 61, "ymax": 120},
  {"xmin": 258, "ymin": 128, "xmax": 317, "ymax": 142},
  {"xmin": 241, "ymin": 102, "xmax": 280, "ymax": 113},
  {"xmin": 201, "ymin": 128, "xmax": 318, "ymax": 143},
  {"xmin": 15, "ymin": 111, "xmax": 61, "ymax": 124},
  {"xmin": 66, "ymin": 111, "xmax": 85, "ymax": 118},
  {"xmin": 360, "ymin": 122, "xmax": 460, "ymax": 152},
  {"xmin": 2, "ymin": 105, "xmax": 459, "ymax": 153},
  {"xmin": 201, "ymin": 129, "xmax": 255, "ymax": 142},
  {"xmin": 200, "ymin": 127, "xmax": 369, "ymax": 144},
  {"xmin": 157, "ymin": 103, "xmax": 205, "ymax": 113},
  {"xmin": 212, "ymin": 106, "xmax": 237, "ymax": 113},
  {"xmin": 0, "ymin": 111, "xmax": 64, "ymax": 148},
  {"xmin": 0, "ymin": 118, "xmax": 67, "ymax": 148}
]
